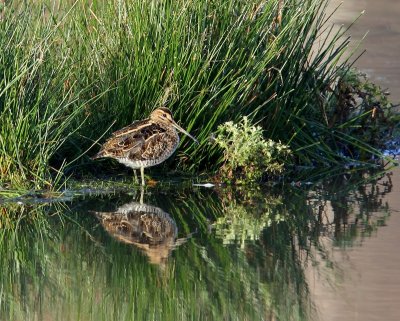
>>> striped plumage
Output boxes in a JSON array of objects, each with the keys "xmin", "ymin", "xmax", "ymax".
[{"xmin": 92, "ymin": 107, "xmax": 198, "ymax": 185}]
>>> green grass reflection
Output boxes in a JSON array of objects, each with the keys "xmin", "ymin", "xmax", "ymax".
[{"xmin": 0, "ymin": 170, "xmax": 393, "ymax": 320}]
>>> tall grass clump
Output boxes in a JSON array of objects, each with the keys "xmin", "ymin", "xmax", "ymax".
[
  {"xmin": 0, "ymin": 0, "xmax": 397, "ymax": 189},
  {"xmin": 55, "ymin": 0, "xmax": 297, "ymax": 169},
  {"xmin": 67, "ymin": 0, "xmax": 366, "ymax": 169},
  {"xmin": 0, "ymin": 3, "xmax": 97, "ymax": 189}
]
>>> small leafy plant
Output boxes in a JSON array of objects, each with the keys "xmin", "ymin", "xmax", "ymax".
[{"xmin": 214, "ymin": 116, "xmax": 291, "ymax": 183}]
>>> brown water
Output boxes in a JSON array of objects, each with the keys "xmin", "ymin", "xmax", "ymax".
[
  {"xmin": 329, "ymin": 0, "xmax": 400, "ymax": 102},
  {"xmin": 307, "ymin": 166, "xmax": 400, "ymax": 321},
  {"xmin": 308, "ymin": 4, "xmax": 400, "ymax": 319}
]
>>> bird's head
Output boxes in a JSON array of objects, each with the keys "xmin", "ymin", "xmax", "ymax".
[
  {"xmin": 150, "ymin": 107, "xmax": 174, "ymax": 123},
  {"xmin": 150, "ymin": 107, "xmax": 198, "ymax": 144}
]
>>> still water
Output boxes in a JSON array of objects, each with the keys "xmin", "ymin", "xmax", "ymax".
[
  {"xmin": 0, "ymin": 167, "xmax": 399, "ymax": 321},
  {"xmin": 329, "ymin": 0, "xmax": 400, "ymax": 102},
  {"xmin": 315, "ymin": 2, "xmax": 400, "ymax": 319}
]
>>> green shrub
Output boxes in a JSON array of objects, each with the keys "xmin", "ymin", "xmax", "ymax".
[{"xmin": 214, "ymin": 116, "xmax": 291, "ymax": 183}]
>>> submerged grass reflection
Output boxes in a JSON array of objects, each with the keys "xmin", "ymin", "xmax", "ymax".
[{"xmin": 0, "ymin": 169, "xmax": 395, "ymax": 320}]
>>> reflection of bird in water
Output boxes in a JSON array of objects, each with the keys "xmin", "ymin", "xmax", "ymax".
[
  {"xmin": 91, "ymin": 107, "xmax": 198, "ymax": 186},
  {"xmin": 94, "ymin": 201, "xmax": 188, "ymax": 266}
]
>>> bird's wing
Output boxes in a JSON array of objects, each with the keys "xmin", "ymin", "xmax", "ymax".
[
  {"xmin": 139, "ymin": 122, "xmax": 174, "ymax": 161},
  {"xmin": 100, "ymin": 121, "xmax": 167, "ymax": 160},
  {"xmin": 111, "ymin": 119, "xmax": 146, "ymax": 138},
  {"xmin": 140, "ymin": 130, "xmax": 172, "ymax": 160}
]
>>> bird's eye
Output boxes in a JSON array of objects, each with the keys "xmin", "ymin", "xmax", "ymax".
[{"xmin": 162, "ymin": 113, "xmax": 167, "ymax": 118}]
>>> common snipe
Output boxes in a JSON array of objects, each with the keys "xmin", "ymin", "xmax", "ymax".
[{"xmin": 92, "ymin": 107, "xmax": 198, "ymax": 185}]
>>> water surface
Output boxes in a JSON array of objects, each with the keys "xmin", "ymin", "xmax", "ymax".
[
  {"xmin": 1, "ymin": 167, "xmax": 399, "ymax": 321},
  {"xmin": 329, "ymin": 0, "xmax": 400, "ymax": 102},
  {"xmin": 312, "ymin": 2, "xmax": 400, "ymax": 319}
]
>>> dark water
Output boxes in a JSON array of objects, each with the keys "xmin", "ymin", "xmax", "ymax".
[{"xmin": 1, "ymin": 167, "xmax": 399, "ymax": 321}]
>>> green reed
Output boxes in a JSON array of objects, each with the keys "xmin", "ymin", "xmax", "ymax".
[
  {"xmin": 0, "ymin": 2, "xmax": 99, "ymax": 189},
  {"xmin": 0, "ymin": 0, "xmax": 396, "ymax": 190}
]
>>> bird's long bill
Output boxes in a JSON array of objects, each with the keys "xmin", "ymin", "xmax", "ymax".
[{"xmin": 172, "ymin": 121, "xmax": 199, "ymax": 144}]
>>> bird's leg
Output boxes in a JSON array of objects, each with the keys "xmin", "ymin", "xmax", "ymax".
[
  {"xmin": 139, "ymin": 185, "xmax": 144, "ymax": 204},
  {"xmin": 133, "ymin": 170, "xmax": 139, "ymax": 185},
  {"xmin": 140, "ymin": 167, "xmax": 145, "ymax": 186}
]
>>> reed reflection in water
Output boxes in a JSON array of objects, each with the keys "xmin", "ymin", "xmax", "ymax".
[{"xmin": 0, "ymin": 168, "xmax": 397, "ymax": 321}]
